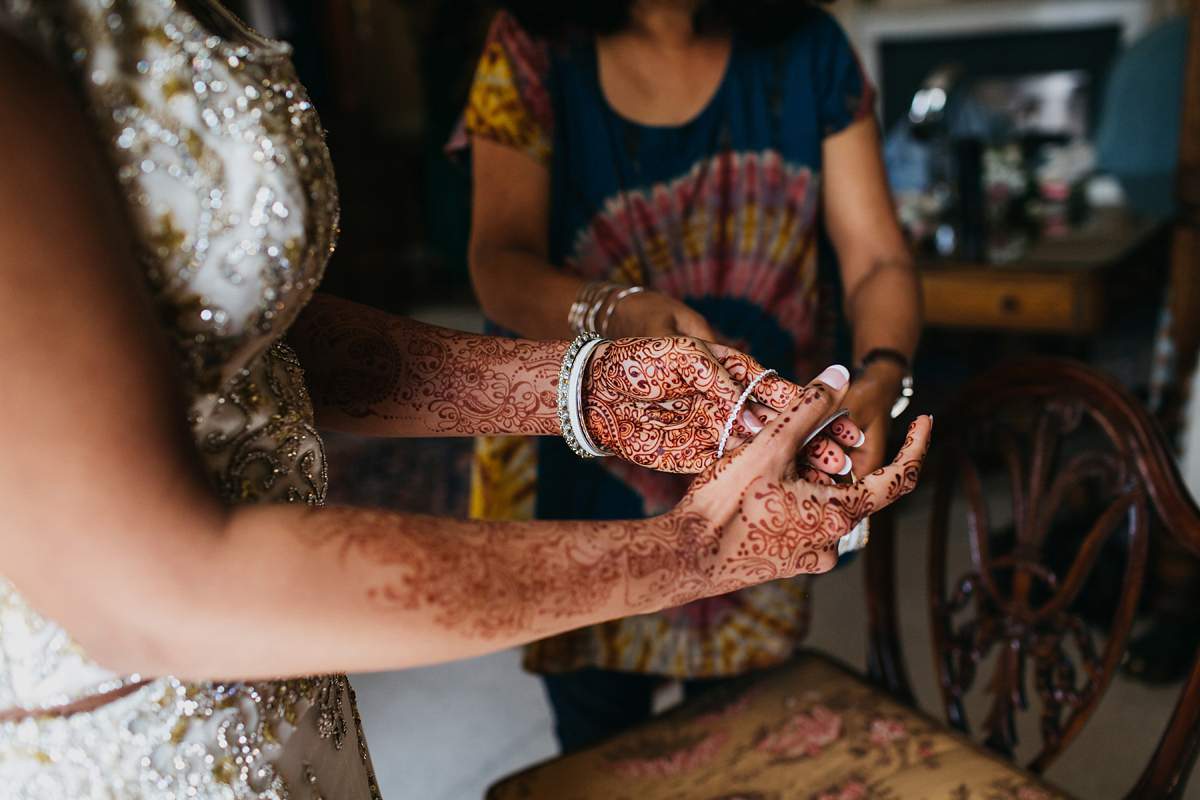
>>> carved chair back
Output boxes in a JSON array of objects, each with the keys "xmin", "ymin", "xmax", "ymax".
[{"xmin": 865, "ymin": 358, "xmax": 1200, "ymax": 800}]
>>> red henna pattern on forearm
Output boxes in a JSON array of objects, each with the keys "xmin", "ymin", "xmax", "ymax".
[
  {"xmin": 299, "ymin": 415, "xmax": 928, "ymax": 641},
  {"xmin": 304, "ymin": 507, "xmax": 724, "ymax": 639},
  {"xmin": 290, "ymin": 295, "xmax": 563, "ymax": 435}
]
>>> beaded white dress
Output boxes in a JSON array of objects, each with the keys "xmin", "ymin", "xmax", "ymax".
[{"xmin": 0, "ymin": 0, "xmax": 378, "ymax": 796}]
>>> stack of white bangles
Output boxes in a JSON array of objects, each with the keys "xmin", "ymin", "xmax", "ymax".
[{"xmin": 558, "ymin": 332, "xmax": 613, "ymax": 459}]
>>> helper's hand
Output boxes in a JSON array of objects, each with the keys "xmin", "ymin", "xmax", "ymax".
[
  {"xmin": 603, "ymin": 289, "xmax": 718, "ymax": 341},
  {"xmin": 842, "ymin": 359, "xmax": 908, "ymax": 475},
  {"xmin": 675, "ymin": 365, "xmax": 931, "ymax": 579}
]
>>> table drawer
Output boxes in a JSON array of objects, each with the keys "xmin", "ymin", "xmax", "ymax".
[{"xmin": 920, "ymin": 270, "xmax": 1102, "ymax": 334}]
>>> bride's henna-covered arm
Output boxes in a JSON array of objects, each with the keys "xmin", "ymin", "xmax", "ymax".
[
  {"xmin": 296, "ymin": 506, "xmax": 724, "ymax": 643},
  {"xmin": 289, "ymin": 294, "xmax": 795, "ymax": 474},
  {"xmin": 175, "ymin": 404, "xmax": 928, "ymax": 678},
  {"xmin": 289, "ymin": 293, "xmax": 565, "ymax": 436},
  {"xmin": 57, "ymin": 356, "xmax": 927, "ymax": 679}
]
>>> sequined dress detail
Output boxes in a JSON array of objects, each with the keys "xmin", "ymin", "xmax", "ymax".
[{"xmin": 0, "ymin": 0, "xmax": 378, "ymax": 796}]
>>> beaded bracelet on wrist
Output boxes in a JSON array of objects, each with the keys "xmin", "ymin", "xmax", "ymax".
[{"xmin": 557, "ymin": 332, "xmax": 612, "ymax": 458}]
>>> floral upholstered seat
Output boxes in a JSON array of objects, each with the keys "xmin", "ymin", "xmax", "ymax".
[{"xmin": 487, "ymin": 651, "xmax": 1074, "ymax": 800}]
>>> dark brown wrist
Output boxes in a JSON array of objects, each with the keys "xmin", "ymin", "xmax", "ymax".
[
  {"xmin": 856, "ymin": 358, "xmax": 905, "ymax": 385},
  {"xmin": 852, "ymin": 349, "xmax": 914, "ymax": 419}
]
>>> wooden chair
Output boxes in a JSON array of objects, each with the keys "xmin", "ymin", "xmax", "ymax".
[{"xmin": 487, "ymin": 358, "xmax": 1200, "ymax": 800}]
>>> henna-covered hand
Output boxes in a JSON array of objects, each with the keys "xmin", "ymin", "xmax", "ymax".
[
  {"xmin": 675, "ymin": 368, "xmax": 931, "ymax": 581},
  {"xmin": 583, "ymin": 338, "xmax": 864, "ymax": 476},
  {"xmin": 288, "ymin": 369, "xmax": 924, "ymax": 651},
  {"xmin": 582, "ymin": 337, "xmax": 808, "ymax": 473}
]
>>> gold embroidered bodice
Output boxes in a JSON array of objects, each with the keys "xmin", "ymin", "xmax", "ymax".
[{"xmin": 0, "ymin": 0, "xmax": 377, "ymax": 796}]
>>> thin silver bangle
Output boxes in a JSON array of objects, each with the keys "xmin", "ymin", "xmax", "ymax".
[
  {"xmin": 716, "ymin": 369, "xmax": 777, "ymax": 459},
  {"xmin": 567, "ymin": 336, "xmax": 611, "ymax": 457},
  {"xmin": 568, "ymin": 282, "xmax": 609, "ymax": 335},
  {"xmin": 598, "ymin": 285, "xmax": 646, "ymax": 338},
  {"xmin": 557, "ymin": 333, "xmax": 611, "ymax": 458}
]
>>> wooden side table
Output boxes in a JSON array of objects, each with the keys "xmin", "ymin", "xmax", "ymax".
[{"xmin": 918, "ymin": 210, "xmax": 1165, "ymax": 335}]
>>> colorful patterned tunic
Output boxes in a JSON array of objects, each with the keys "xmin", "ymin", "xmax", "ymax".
[{"xmin": 449, "ymin": 8, "xmax": 875, "ymax": 679}]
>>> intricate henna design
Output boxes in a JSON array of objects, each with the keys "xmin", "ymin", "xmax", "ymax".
[
  {"xmin": 680, "ymin": 387, "xmax": 931, "ymax": 583},
  {"xmin": 295, "ymin": 410, "xmax": 927, "ymax": 643},
  {"xmin": 304, "ymin": 506, "xmax": 724, "ymax": 639},
  {"xmin": 291, "ymin": 294, "xmax": 566, "ymax": 435},
  {"xmin": 582, "ymin": 337, "xmax": 763, "ymax": 473}
]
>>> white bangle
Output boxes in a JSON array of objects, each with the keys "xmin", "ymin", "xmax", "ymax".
[
  {"xmin": 715, "ymin": 369, "xmax": 777, "ymax": 459},
  {"xmin": 569, "ymin": 336, "xmax": 611, "ymax": 457},
  {"xmin": 557, "ymin": 333, "xmax": 612, "ymax": 458}
]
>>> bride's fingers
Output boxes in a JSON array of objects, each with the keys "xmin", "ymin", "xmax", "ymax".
[
  {"xmin": 799, "ymin": 463, "xmax": 834, "ymax": 485},
  {"xmin": 743, "ymin": 400, "xmax": 776, "ymax": 431},
  {"xmin": 827, "ymin": 414, "xmax": 865, "ymax": 448},
  {"xmin": 752, "ymin": 373, "xmax": 802, "ymax": 411},
  {"xmin": 836, "ymin": 415, "xmax": 932, "ymax": 509},
  {"xmin": 682, "ymin": 341, "xmax": 765, "ymax": 439}
]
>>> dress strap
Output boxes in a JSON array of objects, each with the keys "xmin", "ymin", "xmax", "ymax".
[{"xmin": 0, "ymin": 679, "xmax": 153, "ymax": 723}]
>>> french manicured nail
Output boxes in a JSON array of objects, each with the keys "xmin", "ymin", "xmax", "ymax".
[
  {"xmin": 837, "ymin": 458, "xmax": 853, "ymax": 476},
  {"xmin": 742, "ymin": 408, "xmax": 764, "ymax": 433},
  {"xmin": 855, "ymin": 431, "xmax": 866, "ymax": 447},
  {"xmin": 816, "ymin": 364, "xmax": 850, "ymax": 390}
]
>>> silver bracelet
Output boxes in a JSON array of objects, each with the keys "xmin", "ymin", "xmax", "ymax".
[
  {"xmin": 557, "ymin": 333, "xmax": 612, "ymax": 458},
  {"xmin": 568, "ymin": 336, "xmax": 612, "ymax": 457},
  {"xmin": 568, "ymin": 282, "xmax": 609, "ymax": 335},
  {"xmin": 715, "ymin": 369, "xmax": 777, "ymax": 459},
  {"xmin": 598, "ymin": 285, "xmax": 646, "ymax": 337},
  {"xmin": 568, "ymin": 281, "xmax": 646, "ymax": 336}
]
